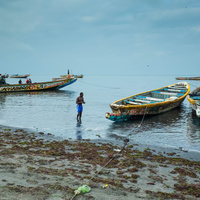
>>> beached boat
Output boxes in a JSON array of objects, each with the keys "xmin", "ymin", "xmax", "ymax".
[
  {"xmin": 10, "ymin": 74, "xmax": 31, "ymax": 78},
  {"xmin": 187, "ymin": 87, "xmax": 200, "ymax": 117},
  {"xmin": 0, "ymin": 77, "xmax": 77, "ymax": 93},
  {"xmin": 176, "ymin": 76, "xmax": 200, "ymax": 80},
  {"xmin": 106, "ymin": 82, "xmax": 190, "ymax": 121}
]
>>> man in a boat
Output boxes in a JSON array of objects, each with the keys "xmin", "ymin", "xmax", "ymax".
[
  {"xmin": 0, "ymin": 74, "xmax": 6, "ymax": 85},
  {"xmin": 76, "ymin": 92, "xmax": 85, "ymax": 122}
]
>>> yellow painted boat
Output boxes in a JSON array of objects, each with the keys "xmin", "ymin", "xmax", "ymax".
[
  {"xmin": 106, "ymin": 82, "xmax": 190, "ymax": 121},
  {"xmin": 187, "ymin": 86, "xmax": 200, "ymax": 117},
  {"xmin": 0, "ymin": 77, "xmax": 77, "ymax": 93}
]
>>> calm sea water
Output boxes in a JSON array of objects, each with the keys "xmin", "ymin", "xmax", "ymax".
[{"xmin": 0, "ymin": 75, "xmax": 200, "ymax": 153}]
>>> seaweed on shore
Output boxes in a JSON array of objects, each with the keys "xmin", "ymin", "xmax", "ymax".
[{"xmin": 0, "ymin": 128, "xmax": 200, "ymax": 199}]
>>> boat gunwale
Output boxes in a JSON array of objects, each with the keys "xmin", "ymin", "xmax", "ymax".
[
  {"xmin": 0, "ymin": 78, "xmax": 77, "ymax": 93},
  {"xmin": 187, "ymin": 86, "xmax": 200, "ymax": 105},
  {"xmin": 0, "ymin": 78, "xmax": 76, "ymax": 88},
  {"xmin": 110, "ymin": 82, "xmax": 190, "ymax": 109}
]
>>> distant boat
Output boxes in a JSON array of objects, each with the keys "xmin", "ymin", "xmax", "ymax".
[
  {"xmin": 53, "ymin": 74, "xmax": 74, "ymax": 81},
  {"xmin": 0, "ymin": 77, "xmax": 77, "ymax": 93},
  {"xmin": 106, "ymin": 82, "xmax": 190, "ymax": 121},
  {"xmin": 60, "ymin": 74, "xmax": 83, "ymax": 79},
  {"xmin": 1, "ymin": 74, "xmax": 9, "ymax": 78},
  {"xmin": 52, "ymin": 77, "xmax": 66, "ymax": 81},
  {"xmin": 74, "ymin": 74, "xmax": 83, "ymax": 78},
  {"xmin": 10, "ymin": 74, "xmax": 31, "ymax": 78},
  {"xmin": 176, "ymin": 76, "xmax": 200, "ymax": 80},
  {"xmin": 187, "ymin": 87, "xmax": 200, "ymax": 117}
]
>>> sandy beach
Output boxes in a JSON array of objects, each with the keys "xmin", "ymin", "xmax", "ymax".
[{"xmin": 0, "ymin": 125, "xmax": 200, "ymax": 200}]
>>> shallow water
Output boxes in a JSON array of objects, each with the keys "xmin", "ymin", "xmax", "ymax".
[{"xmin": 0, "ymin": 75, "xmax": 200, "ymax": 153}]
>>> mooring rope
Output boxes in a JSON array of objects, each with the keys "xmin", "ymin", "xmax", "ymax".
[
  {"xmin": 138, "ymin": 105, "xmax": 148, "ymax": 128},
  {"xmin": 70, "ymin": 105, "xmax": 148, "ymax": 200},
  {"xmin": 189, "ymin": 83, "xmax": 199, "ymax": 88},
  {"xmin": 77, "ymin": 79, "xmax": 120, "ymax": 89},
  {"xmin": 69, "ymin": 139, "xmax": 129, "ymax": 200}
]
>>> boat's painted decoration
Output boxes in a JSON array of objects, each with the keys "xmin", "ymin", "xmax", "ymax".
[
  {"xmin": 0, "ymin": 78, "xmax": 76, "ymax": 93},
  {"xmin": 106, "ymin": 82, "xmax": 190, "ymax": 121}
]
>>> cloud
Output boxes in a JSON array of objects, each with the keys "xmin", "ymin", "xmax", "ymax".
[
  {"xmin": 192, "ymin": 25, "xmax": 200, "ymax": 33},
  {"xmin": 81, "ymin": 16, "xmax": 99, "ymax": 23},
  {"xmin": 0, "ymin": 1, "xmax": 42, "ymax": 35},
  {"xmin": 0, "ymin": 0, "xmax": 200, "ymax": 75}
]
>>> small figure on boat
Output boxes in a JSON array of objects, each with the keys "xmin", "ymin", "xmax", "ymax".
[
  {"xmin": 76, "ymin": 92, "xmax": 85, "ymax": 122},
  {"xmin": 19, "ymin": 79, "xmax": 22, "ymax": 84},
  {"xmin": 67, "ymin": 69, "xmax": 71, "ymax": 79},
  {"xmin": 26, "ymin": 79, "xmax": 29, "ymax": 84},
  {"xmin": 29, "ymin": 78, "xmax": 32, "ymax": 83},
  {"xmin": 0, "ymin": 74, "xmax": 6, "ymax": 85}
]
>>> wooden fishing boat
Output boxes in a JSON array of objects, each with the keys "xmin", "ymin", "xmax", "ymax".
[
  {"xmin": 1, "ymin": 74, "xmax": 9, "ymax": 78},
  {"xmin": 60, "ymin": 74, "xmax": 83, "ymax": 78},
  {"xmin": 187, "ymin": 87, "xmax": 200, "ymax": 117},
  {"xmin": 52, "ymin": 77, "xmax": 66, "ymax": 81},
  {"xmin": 176, "ymin": 76, "xmax": 200, "ymax": 80},
  {"xmin": 106, "ymin": 82, "xmax": 190, "ymax": 121},
  {"xmin": 74, "ymin": 74, "xmax": 83, "ymax": 78},
  {"xmin": 10, "ymin": 74, "xmax": 31, "ymax": 78},
  {"xmin": 0, "ymin": 77, "xmax": 77, "ymax": 93}
]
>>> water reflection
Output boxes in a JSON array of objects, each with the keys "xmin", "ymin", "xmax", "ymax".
[
  {"xmin": 2, "ymin": 89, "xmax": 76, "ymax": 98},
  {"xmin": 186, "ymin": 111, "xmax": 200, "ymax": 143},
  {"xmin": 106, "ymin": 106, "xmax": 186, "ymax": 139},
  {"xmin": 76, "ymin": 121, "xmax": 82, "ymax": 140},
  {"xmin": 0, "ymin": 89, "xmax": 77, "ymax": 133},
  {"xmin": 0, "ymin": 94, "xmax": 6, "ymax": 107}
]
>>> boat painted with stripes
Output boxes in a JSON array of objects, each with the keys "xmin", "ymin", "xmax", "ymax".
[
  {"xmin": 106, "ymin": 82, "xmax": 190, "ymax": 121},
  {"xmin": 176, "ymin": 76, "xmax": 200, "ymax": 80},
  {"xmin": 187, "ymin": 86, "xmax": 200, "ymax": 117},
  {"xmin": 0, "ymin": 77, "xmax": 77, "ymax": 93}
]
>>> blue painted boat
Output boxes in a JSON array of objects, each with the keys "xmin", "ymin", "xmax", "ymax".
[
  {"xmin": 106, "ymin": 82, "xmax": 190, "ymax": 121},
  {"xmin": 0, "ymin": 77, "xmax": 77, "ymax": 93}
]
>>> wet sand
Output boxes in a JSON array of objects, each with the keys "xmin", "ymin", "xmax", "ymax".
[{"xmin": 0, "ymin": 125, "xmax": 200, "ymax": 200}]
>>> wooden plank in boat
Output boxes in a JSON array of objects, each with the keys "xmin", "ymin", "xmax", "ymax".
[
  {"xmin": 152, "ymin": 91, "xmax": 182, "ymax": 96},
  {"xmin": 163, "ymin": 88, "xmax": 186, "ymax": 93},
  {"xmin": 168, "ymin": 86, "xmax": 186, "ymax": 90},
  {"xmin": 137, "ymin": 95, "xmax": 164, "ymax": 102},
  {"xmin": 129, "ymin": 98, "xmax": 151, "ymax": 103},
  {"xmin": 126, "ymin": 101, "xmax": 141, "ymax": 105},
  {"xmin": 191, "ymin": 96, "xmax": 200, "ymax": 100}
]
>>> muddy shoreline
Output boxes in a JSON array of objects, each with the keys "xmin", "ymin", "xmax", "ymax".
[{"xmin": 0, "ymin": 125, "xmax": 200, "ymax": 199}]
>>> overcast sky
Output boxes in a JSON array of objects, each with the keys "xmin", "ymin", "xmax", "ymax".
[{"xmin": 0, "ymin": 0, "xmax": 200, "ymax": 76}]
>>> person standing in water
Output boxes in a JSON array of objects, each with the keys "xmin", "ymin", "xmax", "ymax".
[{"xmin": 76, "ymin": 92, "xmax": 85, "ymax": 122}]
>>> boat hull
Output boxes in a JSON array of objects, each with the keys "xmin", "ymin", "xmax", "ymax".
[
  {"xmin": 106, "ymin": 82, "xmax": 190, "ymax": 121},
  {"xmin": 0, "ymin": 78, "xmax": 76, "ymax": 93},
  {"xmin": 187, "ymin": 87, "xmax": 200, "ymax": 117},
  {"xmin": 10, "ymin": 74, "xmax": 31, "ymax": 78},
  {"xmin": 176, "ymin": 77, "xmax": 200, "ymax": 80},
  {"xmin": 60, "ymin": 74, "xmax": 83, "ymax": 78}
]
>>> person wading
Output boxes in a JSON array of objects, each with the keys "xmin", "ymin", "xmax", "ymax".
[{"xmin": 76, "ymin": 92, "xmax": 85, "ymax": 122}]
